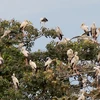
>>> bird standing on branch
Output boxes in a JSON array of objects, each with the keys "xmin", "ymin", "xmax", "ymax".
[
  {"xmin": 40, "ymin": 17, "xmax": 48, "ymax": 27},
  {"xmin": 55, "ymin": 26, "xmax": 63, "ymax": 40},
  {"xmin": 44, "ymin": 57, "xmax": 52, "ymax": 70},
  {"xmin": 29, "ymin": 60, "xmax": 37, "ymax": 72},
  {"xmin": 81, "ymin": 23, "xmax": 90, "ymax": 36},
  {"xmin": 21, "ymin": 47, "xmax": 29, "ymax": 65},
  {"xmin": 11, "ymin": 73, "xmax": 19, "ymax": 90},
  {"xmin": 20, "ymin": 20, "xmax": 30, "ymax": 31}
]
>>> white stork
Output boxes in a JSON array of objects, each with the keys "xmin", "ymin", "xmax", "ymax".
[
  {"xmin": 45, "ymin": 57, "xmax": 52, "ymax": 70},
  {"xmin": 78, "ymin": 90, "xmax": 85, "ymax": 100},
  {"xmin": 81, "ymin": 23, "xmax": 89, "ymax": 36},
  {"xmin": 40, "ymin": 17, "xmax": 48, "ymax": 27},
  {"xmin": 11, "ymin": 73, "xmax": 19, "ymax": 90},
  {"xmin": 55, "ymin": 26, "xmax": 63, "ymax": 40},
  {"xmin": 29, "ymin": 60, "xmax": 37, "ymax": 71},
  {"xmin": 71, "ymin": 51, "xmax": 79, "ymax": 71},
  {"xmin": 20, "ymin": 20, "xmax": 29, "ymax": 31}
]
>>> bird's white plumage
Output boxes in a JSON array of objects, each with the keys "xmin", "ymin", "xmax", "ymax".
[
  {"xmin": 71, "ymin": 51, "xmax": 79, "ymax": 66},
  {"xmin": 20, "ymin": 20, "xmax": 29, "ymax": 30},
  {"xmin": 45, "ymin": 57, "xmax": 52, "ymax": 67},
  {"xmin": 21, "ymin": 48, "xmax": 29, "ymax": 57},
  {"xmin": 1, "ymin": 30, "xmax": 11, "ymax": 38},
  {"xmin": 67, "ymin": 49, "xmax": 74, "ymax": 58},
  {"xmin": 11, "ymin": 73, "xmax": 19, "ymax": 89},
  {"xmin": 29, "ymin": 60, "xmax": 37, "ymax": 70},
  {"xmin": 81, "ymin": 23, "xmax": 89, "ymax": 32}
]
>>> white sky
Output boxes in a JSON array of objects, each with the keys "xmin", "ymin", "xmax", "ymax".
[{"xmin": 0, "ymin": 0, "xmax": 100, "ymax": 51}]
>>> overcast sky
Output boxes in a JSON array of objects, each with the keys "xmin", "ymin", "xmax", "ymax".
[{"xmin": 0, "ymin": 0, "xmax": 100, "ymax": 51}]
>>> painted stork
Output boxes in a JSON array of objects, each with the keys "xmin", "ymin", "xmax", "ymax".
[
  {"xmin": 20, "ymin": 20, "xmax": 29, "ymax": 31},
  {"xmin": 94, "ymin": 66, "xmax": 100, "ymax": 89},
  {"xmin": 81, "ymin": 23, "xmax": 90, "ymax": 36},
  {"xmin": 44, "ymin": 57, "xmax": 52, "ymax": 70},
  {"xmin": 21, "ymin": 48, "xmax": 29, "ymax": 65},
  {"xmin": 11, "ymin": 73, "xmax": 19, "ymax": 90},
  {"xmin": 0, "ymin": 54, "xmax": 4, "ymax": 65},
  {"xmin": 71, "ymin": 51, "xmax": 79, "ymax": 71},
  {"xmin": 29, "ymin": 60, "xmax": 37, "ymax": 71},
  {"xmin": 55, "ymin": 26, "xmax": 63, "ymax": 40},
  {"xmin": 78, "ymin": 90, "xmax": 85, "ymax": 100},
  {"xmin": 67, "ymin": 49, "xmax": 74, "ymax": 63},
  {"xmin": 40, "ymin": 17, "xmax": 48, "ymax": 26},
  {"xmin": 57, "ymin": 37, "xmax": 70, "ymax": 45}
]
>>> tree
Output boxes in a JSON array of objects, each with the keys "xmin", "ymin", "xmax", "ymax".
[{"xmin": 0, "ymin": 19, "xmax": 100, "ymax": 100}]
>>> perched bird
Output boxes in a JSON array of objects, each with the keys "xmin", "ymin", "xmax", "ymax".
[
  {"xmin": 71, "ymin": 51, "xmax": 79, "ymax": 70},
  {"xmin": 57, "ymin": 37, "xmax": 70, "ymax": 45},
  {"xmin": 18, "ymin": 42, "xmax": 25, "ymax": 49},
  {"xmin": 94, "ymin": 28, "xmax": 100, "ymax": 40},
  {"xmin": 29, "ymin": 60, "xmax": 37, "ymax": 71},
  {"xmin": 55, "ymin": 26, "xmax": 63, "ymax": 40},
  {"xmin": 40, "ymin": 17, "xmax": 48, "ymax": 26},
  {"xmin": 21, "ymin": 48, "xmax": 29, "ymax": 65},
  {"xmin": 81, "ymin": 23, "xmax": 90, "ymax": 36},
  {"xmin": 44, "ymin": 57, "xmax": 52, "ymax": 70},
  {"xmin": 20, "ymin": 20, "xmax": 29, "ymax": 31},
  {"xmin": 21, "ymin": 48, "xmax": 29, "ymax": 57},
  {"xmin": 97, "ymin": 51, "xmax": 100, "ymax": 64},
  {"xmin": 78, "ymin": 90, "xmax": 85, "ymax": 100},
  {"xmin": 0, "ymin": 54, "xmax": 4, "ymax": 65},
  {"xmin": 11, "ymin": 73, "xmax": 19, "ymax": 90},
  {"xmin": 94, "ymin": 66, "xmax": 100, "ymax": 89},
  {"xmin": 67, "ymin": 49, "xmax": 74, "ymax": 63},
  {"xmin": 90, "ymin": 22, "xmax": 97, "ymax": 40}
]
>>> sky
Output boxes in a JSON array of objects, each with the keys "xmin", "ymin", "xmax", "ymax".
[{"xmin": 0, "ymin": 0, "xmax": 100, "ymax": 51}]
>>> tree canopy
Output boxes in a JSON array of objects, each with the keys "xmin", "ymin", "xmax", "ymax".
[{"xmin": 0, "ymin": 19, "xmax": 100, "ymax": 100}]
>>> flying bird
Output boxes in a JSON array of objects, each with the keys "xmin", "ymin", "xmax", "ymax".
[
  {"xmin": 11, "ymin": 73, "xmax": 19, "ymax": 90},
  {"xmin": 29, "ymin": 60, "xmax": 37, "ymax": 71},
  {"xmin": 81, "ymin": 23, "xmax": 90, "ymax": 36},
  {"xmin": 55, "ymin": 26, "xmax": 63, "ymax": 40},
  {"xmin": 20, "ymin": 20, "xmax": 29, "ymax": 31}
]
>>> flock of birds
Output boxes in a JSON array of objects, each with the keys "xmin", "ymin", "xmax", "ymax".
[{"xmin": 1, "ymin": 17, "xmax": 100, "ymax": 99}]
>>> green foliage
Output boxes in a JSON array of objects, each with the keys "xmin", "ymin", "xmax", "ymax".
[{"xmin": 0, "ymin": 19, "xmax": 100, "ymax": 100}]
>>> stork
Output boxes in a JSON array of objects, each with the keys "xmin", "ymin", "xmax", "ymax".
[
  {"xmin": 21, "ymin": 47, "xmax": 29, "ymax": 65},
  {"xmin": 71, "ymin": 51, "xmax": 79, "ymax": 72},
  {"xmin": 94, "ymin": 66, "xmax": 100, "ymax": 89},
  {"xmin": 29, "ymin": 60, "xmax": 37, "ymax": 72},
  {"xmin": 11, "ymin": 73, "xmax": 19, "ymax": 90},
  {"xmin": 90, "ymin": 22, "xmax": 97, "ymax": 40},
  {"xmin": 55, "ymin": 26, "xmax": 63, "ymax": 40},
  {"xmin": 57, "ymin": 37, "xmax": 70, "ymax": 45},
  {"xmin": 20, "ymin": 20, "xmax": 29, "ymax": 31},
  {"xmin": 44, "ymin": 57, "xmax": 52, "ymax": 70},
  {"xmin": 78, "ymin": 90, "xmax": 85, "ymax": 100},
  {"xmin": 81, "ymin": 23, "xmax": 90, "ymax": 36},
  {"xmin": 67, "ymin": 49, "xmax": 74, "ymax": 63},
  {"xmin": 0, "ymin": 54, "xmax": 4, "ymax": 65},
  {"xmin": 40, "ymin": 17, "xmax": 48, "ymax": 27}
]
